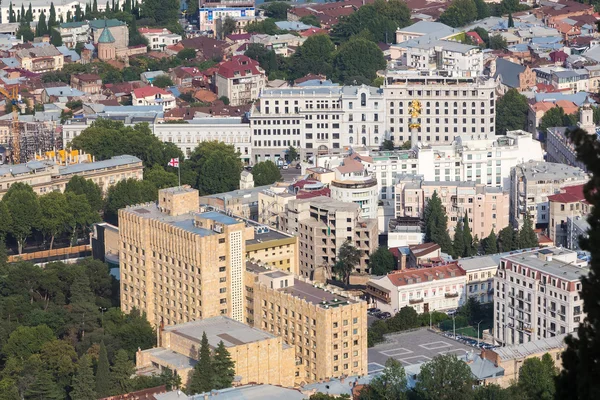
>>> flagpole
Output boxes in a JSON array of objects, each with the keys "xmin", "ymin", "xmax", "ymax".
[{"xmin": 178, "ymin": 159, "xmax": 181, "ymax": 188}]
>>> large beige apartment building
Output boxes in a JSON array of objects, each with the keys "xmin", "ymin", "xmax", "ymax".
[
  {"xmin": 245, "ymin": 263, "xmax": 368, "ymax": 384},
  {"xmin": 215, "ymin": 55, "xmax": 266, "ymax": 106},
  {"xmin": 136, "ymin": 316, "xmax": 295, "ymax": 387},
  {"xmin": 395, "ymin": 175, "xmax": 510, "ymax": 240},
  {"xmin": 0, "ymin": 155, "xmax": 143, "ymax": 198},
  {"xmin": 493, "ymin": 247, "xmax": 587, "ymax": 346},
  {"xmin": 457, "ymin": 255, "xmax": 499, "ymax": 304},
  {"xmin": 281, "ymin": 196, "xmax": 378, "ymax": 280},
  {"xmin": 119, "ymin": 186, "xmax": 298, "ymax": 326}
]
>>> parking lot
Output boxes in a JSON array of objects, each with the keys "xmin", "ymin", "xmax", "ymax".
[{"xmin": 367, "ymin": 328, "xmax": 474, "ymax": 375}]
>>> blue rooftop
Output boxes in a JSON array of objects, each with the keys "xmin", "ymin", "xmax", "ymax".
[{"xmin": 199, "ymin": 211, "xmax": 239, "ymax": 225}]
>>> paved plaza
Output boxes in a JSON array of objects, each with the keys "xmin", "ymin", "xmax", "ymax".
[{"xmin": 367, "ymin": 328, "xmax": 473, "ymax": 375}]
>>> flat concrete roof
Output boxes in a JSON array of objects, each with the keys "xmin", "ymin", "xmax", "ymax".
[
  {"xmin": 504, "ymin": 250, "xmax": 589, "ymax": 281},
  {"xmin": 279, "ymin": 279, "xmax": 357, "ymax": 307},
  {"xmin": 164, "ymin": 316, "xmax": 282, "ymax": 349}
]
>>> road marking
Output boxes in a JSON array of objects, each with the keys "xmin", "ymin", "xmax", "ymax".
[
  {"xmin": 367, "ymin": 362, "xmax": 385, "ymax": 374},
  {"xmin": 399, "ymin": 355, "xmax": 432, "ymax": 365},
  {"xmin": 380, "ymin": 348, "xmax": 413, "ymax": 357},
  {"xmin": 419, "ymin": 341, "xmax": 452, "ymax": 350},
  {"xmin": 438, "ymin": 348, "xmax": 469, "ymax": 356}
]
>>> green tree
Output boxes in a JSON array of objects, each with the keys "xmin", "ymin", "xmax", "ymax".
[
  {"xmin": 188, "ymin": 332, "xmax": 213, "ymax": 394},
  {"xmin": 473, "ymin": 384, "xmax": 514, "ymax": 400},
  {"xmin": 140, "ymin": 0, "xmax": 180, "ymax": 24},
  {"xmin": 24, "ymin": 369, "xmax": 63, "ymax": 400},
  {"xmin": 423, "ymin": 191, "xmax": 453, "ymax": 254},
  {"xmin": 439, "ymin": 0, "xmax": 477, "ymax": 27},
  {"xmin": 244, "ymin": 18, "xmax": 279, "ymax": 35},
  {"xmin": 415, "ymin": 354, "xmax": 475, "ymax": 400},
  {"xmin": 261, "ymin": 2, "xmax": 290, "ymax": 20},
  {"xmin": 555, "ymin": 128, "xmax": 600, "ymax": 399},
  {"xmin": 365, "ymin": 358, "xmax": 407, "ymax": 400},
  {"xmin": 36, "ymin": 12, "xmax": 47, "ymax": 36},
  {"xmin": 39, "ymin": 192, "xmax": 69, "ymax": 250},
  {"xmin": 474, "ymin": 0, "xmax": 490, "ymax": 19},
  {"xmin": 386, "ymin": 306, "xmax": 418, "ymax": 332},
  {"xmin": 333, "ymin": 37, "xmax": 386, "ymax": 84},
  {"xmin": 252, "ymin": 160, "xmax": 282, "ymax": 186},
  {"xmin": 508, "ymin": 12, "xmax": 514, "ymax": 28},
  {"xmin": 26, "ymin": 3, "xmax": 33, "ymax": 22},
  {"xmin": 0, "ymin": 379, "xmax": 19, "ymax": 400},
  {"xmin": 111, "ymin": 350, "xmax": 135, "ymax": 394},
  {"xmin": 2, "ymin": 183, "xmax": 40, "ymax": 254},
  {"xmin": 245, "ymin": 44, "xmax": 278, "ymax": 75},
  {"xmin": 518, "ymin": 353, "xmax": 557, "ymax": 400},
  {"xmin": 50, "ymin": 28, "xmax": 63, "ymax": 46},
  {"xmin": 482, "ymin": 229, "xmax": 498, "ymax": 254},
  {"xmin": 0, "ymin": 201, "xmax": 13, "ymax": 241},
  {"xmin": 48, "ymin": 2, "xmax": 57, "ymax": 27},
  {"xmin": 188, "ymin": 142, "xmax": 243, "ymax": 195},
  {"xmin": 453, "ymin": 217, "xmax": 465, "ymax": 259},
  {"xmin": 286, "ymin": 146, "xmax": 299, "ymax": 162},
  {"xmin": 65, "ymin": 175, "xmax": 104, "ymax": 212},
  {"xmin": 539, "ymin": 106, "xmax": 577, "ymax": 132},
  {"xmin": 369, "ymin": 246, "xmax": 396, "ymax": 275},
  {"xmin": 212, "ymin": 341, "xmax": 235, "ymax": 390},
  {"xmin": 65, "ymin": 192, "xmax": 99, "ymax": 245},
  {"xmin": 3, "ymin": 325, "xmax": 54, "ymax": 361},
  {"xmin": 95, "ymin": 342, "xmax": 111, "ymax": 397},
  {"xmin": 144, "ymin": 165, "xmax": 179, "ymax": 189},
  {"xmin": 333, "ymin": 239, "xmax": 361, "ymax": 285},
  {"xmin": 463, "ymin": 212, "xmax": 474, "ymax": 257},
  {"xmin": 472, "ymin": 27, "xmax": 489, "ymax": 46},
  {"xmin": 518, "ymin": 214, "xmax": 538, "ymax": 249},
  {"xmin": 498, "ymin": 226, "xmax": 516, "ymax": 251},
  {"xmin": 300, "ymin": 15, "xmax": 320, "ymax": 27},
  {"xmin": 381, "ymin": 139, "xmax": 395, "ymax": 150},
  {"xmin": 331, "ymin": 0, "xmax": 410, "ymax": 43},
  {"xmin": 8, "ymin": 3, "xmax": 15, "ymax": 23},
  {"xmin": 496, "ymin": 89, "xmax": 528, "ymax": 134},
  {"xmin": 292, "ymin": 34, "xmax": 335, "ymax": 78},
  {"xmin": 104, "ymin": 179, "xmax": 157, "ymax": 225},
  {"xmin": 177, "ymin": 48, "xmax": 197, "ymax": 60},
  {"xmin": 221, "ymin": 16, "xmax": 238, "ymax": 39},
  {"xmin": 489, "ymin": 34, "xmax": 507, "ymax": 50},
  {"xmin": 16, "ymin": 19, "xmax": 34, "ymax": 42},
  {"xmin": 152, "ymin": 75, "xmax": 174, "ymax": 88},
  {"xmin": 40, "ymin": 339, "xmax": 78, "ymax": 394}
]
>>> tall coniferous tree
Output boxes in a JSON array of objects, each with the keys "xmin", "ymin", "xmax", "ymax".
[
  {"xmin": 453, "ymin": 218, "xmax": 465, "ymax": 259},
  {"xmin": 48, "ymin": 3, "xmax": 57, "ymax": 28},
  {"xmin": 463, "ymin": 211, "xmax": 474, "ymax": 256},
  {"xmin": 188, "ymin": 332, "xmax": 213, "ymax": 394},
  {"xmin": 93, "ymin": 0, "xmax": 98, "ymax": 13},
  {"xmin": 37, "ymin": 12, "xmax": 47, "ymax": 36},
  {"xmin": 20, "ymin": 4, "xmax": 25, "ymax": 22},
  {"xmin": 518, "ymin": 214, "xmax": 538, "ymax": 249},
  {"xmin": 95, "ymin": 341, "xmax": 111, "ymax": 397},
  {"xmin": 212, "ymin": 341, "xmax": 235, "ymax": 389},
  {"xmin": 26, "ymin": 3, "xmax": 33, "ymax": 22},
  {"xmin": 71, "ymin": 355, "xmax": 97, "ymax": 400},
  {"xmin": 556, "ymin": 128, "xmax": 600, "ymax": 399},
  {"xmin": 423, "ymin": 191, "xmax": 453, "ymax": 254},
  {"xmin": 483, "ymin": 229, "xmax": 498, "ymax": 254},
  {"xmin": 8, "ymin": 3, "xmax": 15, "ymax": 22}
]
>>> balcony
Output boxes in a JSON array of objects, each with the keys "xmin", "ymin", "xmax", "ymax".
[
  {"xmin": 445, "ymin": 292, "xmax": 459, "ymax": 298},
  {"xmin": 409, "ymin": 298, "xmax": 424, "ymax": 304}
]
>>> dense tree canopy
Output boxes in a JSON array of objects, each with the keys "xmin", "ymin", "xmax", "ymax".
[
  {"xmin": 252, "ymin": 160, "xmax": 282, "ymax": 186},
  {"xmin": 333, "ymin": 240, "xmax": 361, "ymax": 284},
  {"xmin": 292, "ymin": 34, "xmax": 335, "ymax": 78},
  {"xmin": 331, "ymin": 0, "xmax": 410, "ymax": 43},
  {"xmin": 104, "ymin": 179, "xmax": 157, "ymax": 225},
  {"xmin": 439, "ymin": 0, "xmax": 478, "ymax": 28},
  {"xmin": 415, "ymin": 354, "xmax": 475, "ymax": 400},
  {"xmin": 538, "ymin": 106, "xmax": 578, "ymax": 132},
  {"xmin": 188, "ymin": 142, "xmax": 244, "ymax": 195},
  {"xmin": 423, "ymin": 191, "xmax": 453, "ymax": 254},
  {"xmin": 333, "ymin": 37, "xmax": 386, "ymax": 84},
  {"xmin": 369, "ymin": 246, "xmax": 396, "ymax": 275},
  {"xmin": 495, "ymin": 89, "xmax": 529, "ymax": 135}
]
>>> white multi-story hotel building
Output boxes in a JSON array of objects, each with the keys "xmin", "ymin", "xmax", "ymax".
[
  {"xmin": 493, "ymin": 247, "xmax": 587, "ymax": 346},
  {"xmin": 366, "ymin": 263, "xmax": 467, "ymax": 314},
  {"xmin": 381, "ymin": 71, "xmax": 496, "ymax": 146}
]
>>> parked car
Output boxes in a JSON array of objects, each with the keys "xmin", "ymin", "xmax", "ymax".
[
  {"xmin": 379, "ymin": 312, "xmax": 391, "ymax": 319},
  {"xmin": 296, "ymin": 163, "xmax": 302, "ymax": 169},
  {"xmin": 282, "ymin": 164, "xmax": 289, "ymax": 170},
  {"xmin": 367, "ymin": 308, "xmax": 381, "ymax": 315}
]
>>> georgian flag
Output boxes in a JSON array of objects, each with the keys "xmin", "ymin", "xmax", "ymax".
[{"xmin": 168, "ymin": 158, "xmax": 179, "ymax": 168}]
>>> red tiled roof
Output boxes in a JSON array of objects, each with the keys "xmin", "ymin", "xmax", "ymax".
[
  {"xmin": 466, "ymin": 31, "xmax": 484, "ymax": 45},
  {"xmin": 227, "ymin": 33, "xmax": 253, "ymax": 41},
  {"xmin": 297, "ymin": 187, "xmax": 331, "ymax": 199},
  {"xmin": 300, "ymin": 28, "xmax": 328, "ymax": 37},
  {"xmin": 547, "ymin": 184, "xmax": 586, "ymax": 203},
  {"xmin": 386, "ymin": 263, "xmax": 464, "ymax": 287},
  {"xmin": 133, "ymin": 86, "xmax": 170, "ymax": 98},
  {"xmin": 217, "ymin": 55, "xmax": 263, "ymax": 79},
  {"xmin": 336, "ymin": 156, "xmax": 364, "ymax": 174}
]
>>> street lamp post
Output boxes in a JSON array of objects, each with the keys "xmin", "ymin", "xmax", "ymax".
[
  {"xmin": 452, "ymin": 314, "xmax": 456, "ymax": 339},
  {"xmin": 476, "ymin": 320, "xmax": 484, "ymax": 346}
]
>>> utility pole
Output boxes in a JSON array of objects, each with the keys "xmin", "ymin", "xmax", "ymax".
[
  {"xmin": 477, "ymin": 320, "xmax": 483, "ymax": 346},
  {"xmin": 452, "ymin": 314, "xmax": 456, "ymax": 338}
]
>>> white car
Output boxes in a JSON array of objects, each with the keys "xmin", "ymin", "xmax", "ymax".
[{"xmin": 282, "ymin": 164, "xmax": 289, "ymax": 170}]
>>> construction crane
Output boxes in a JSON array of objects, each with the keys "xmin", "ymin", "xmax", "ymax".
[{"xmin": 0, "ymin": 86, "xmax": 20, "ymax": 164}]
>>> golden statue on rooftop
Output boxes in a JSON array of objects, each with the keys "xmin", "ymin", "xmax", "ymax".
[{"xmin": 409, "ymin": 99, "xmax": 421, "ymax": 130}]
